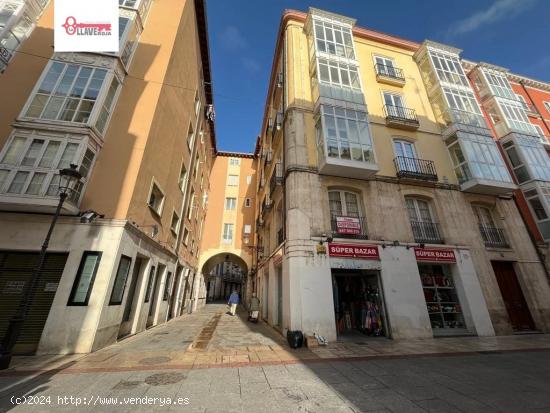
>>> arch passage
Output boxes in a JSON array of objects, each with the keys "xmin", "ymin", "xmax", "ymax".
[{"xmin": 201, "ymin": 253, "xmax": 248, "ymax": 301}]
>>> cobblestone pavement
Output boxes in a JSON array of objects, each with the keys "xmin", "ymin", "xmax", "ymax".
[{"xmin": 2, "ymin": 304, "xmax": 550, "ymax": 412}]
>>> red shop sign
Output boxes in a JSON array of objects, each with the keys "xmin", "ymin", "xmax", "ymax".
[
  {"xmin": 335, "ymin": 216, "xmax": 361, "ymax": 235},
  {"xmin": 414, "ymin": 248, "xmax": 456, "ymax": 262},
  {"xmin": 328, "ymin": 243, "xmax": 379, "ymax": 259}
]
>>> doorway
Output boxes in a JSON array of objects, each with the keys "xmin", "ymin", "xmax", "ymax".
[
  {"xmin": 491, "ymin": 261, "xmax": 535, "ymax": 332},
  {"xmin": 332, "ymin": 270, "xmax": 388, "ymax": 339},
  {"xmin": 118, "ymin": 257, "xmax": 145, "ymax": 338},
  {"xmin": 147, "ymin": 264, "xmax": 164, "ymax": 328},
  {"xmin": 276, "ymin": 266, "xmax": 283, "ymax": 328},
  {"xmin": 168, "ymin": 266, "xmax": 182, "ymax": 320},
  {"xmin": 263, "ymin": 272, "xmax": 269, "ymax": 322}
]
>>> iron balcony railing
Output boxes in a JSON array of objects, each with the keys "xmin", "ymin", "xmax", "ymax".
[
  {"xmin": 375, "ymin": 63, "xmax": 405, "ymax": 81},
  {"xmin": 269, "ymin": 162, "xmax": 284, "ymax": 194},
  {"xmin": 394, "ymin": 156, "xmax": 438, "ymax": 181},
  {"xmin": 384, "ymin": 104, "xmax": 419, "ymax": 125},
  {"xmin": 410, "ymin": 220, "xmax": 444, "ymax": 244},
  {"xmin": 479, "ymin": 225, "xmax": 509, "ymax": 248},
  {"xmin": 330, "ymin": 214, "xmax": 368, "ymax": 239}
]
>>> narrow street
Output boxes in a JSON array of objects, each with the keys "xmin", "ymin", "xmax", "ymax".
[{"xmin": 1, "ymin": 304, "xmax": 550, "ymax": 412}]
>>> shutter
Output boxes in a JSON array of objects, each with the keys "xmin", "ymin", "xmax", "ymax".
[{"xmin": 0, "ymin": 251, "xmax": 68, "ymax": 354}]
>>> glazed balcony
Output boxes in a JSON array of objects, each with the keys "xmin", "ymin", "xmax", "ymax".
[
  {"xmin": 330, "ymin": 214, "xmax": 368, "ymax": 239},
  {"xmin": 384, "ymin": 105, "xmax": 419, "ymax": 130},
  {"xmin": 410, "ymin": 220, "xmax": 444, "ymax": 244},
  {"xmin": 394, "ymin": 156, "xmax": 437, "ymax": 182},
  {"xmin": 479, "ymin": 225, "xmax": 509, "ymax": 248},
  {"xmin": 375, "ymin": 63, "xmax": 405, "ymax": 87}
]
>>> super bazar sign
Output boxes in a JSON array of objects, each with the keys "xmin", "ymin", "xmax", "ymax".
[
  {"xmin": 414, "ymin": 248, "xmax": 456, "ymax": 262},
  {"xmin": 328, "ymin": 243, "xmax": 379, "ymax": 259}
]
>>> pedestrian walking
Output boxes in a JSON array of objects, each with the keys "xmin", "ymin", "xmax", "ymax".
[
  {"xmin": 248, "ymin": 292, "xmax": 260, "ymax": 322},
  {"xmin": 227, "ymin": 290, "xmax": 239, "ymax": 316}
]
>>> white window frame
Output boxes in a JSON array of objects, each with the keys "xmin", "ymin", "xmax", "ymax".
[
  {"xmin": 229, "ymin": 158, "xmax": 240, "ymax": 166},
  {"xmin": 328, "ymin": 189, "xmax": 361, "ymax": 218},
  {"xmin": 317, "ymin": 57, "xmax": 361, "ymax": 90},
  {"xmin": 227, "ymin": 174, "xmax": 238, "ymax": 186},
  {"xmin": 543, "ymin": 101, "xmax": 550, "ymax": 114},
  {"xmin": 222, "ymin": 223, "xmax": 234, "ymax": 244},
  {"xmin": 147, "ymin": 179, "xmax": 165, "ymax": 216},
  {"xmin": 427, "ymin": 49, "xmax": 469, "ymax": 87},
  {"xmin": 312, "ymin": 18, "xmax": 355, "ymax": 60},
  {"xmin": 225, "ymin": 197, "xmax": 236, "ymax": 210},
  {"xmin": 178, "ymin": 161, "xmax": 187, "ymax": 192},
  {"xmin": 170, "ymin": 210, "xmax": 180, "ymax": 234},
  {"xmin": 187, "ymin": 121, "xmax": 195, "ymax": 150}
]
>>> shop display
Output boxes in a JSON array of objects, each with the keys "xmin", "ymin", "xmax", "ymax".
[
  {"xmin": 333, "ymin": 273, "xmax": 385, "ymax": 337},
  {"xmin": 419, "ymin": 264, "xmax": 466, "ymax": 333}
]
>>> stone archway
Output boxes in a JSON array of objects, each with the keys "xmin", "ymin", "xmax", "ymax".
[{"xmin": 201, "ymin": 253, "xmax": 249, "ymax": 302}]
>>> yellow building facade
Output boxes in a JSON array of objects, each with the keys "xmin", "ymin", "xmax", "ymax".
[{"xmin": 256, "ymin": 8, "xmax": 550, "ymax": 342}]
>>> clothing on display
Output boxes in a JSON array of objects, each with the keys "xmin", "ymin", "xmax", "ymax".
[
  {"xmin": 333, "ymin": 272, "xmax": 385, "ymax": 337},
  {"xmin": 419, "ymin": 264, "xmax": 466, "ymax": 332}
]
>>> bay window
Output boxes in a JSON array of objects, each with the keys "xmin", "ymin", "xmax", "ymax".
[
  {"xmin": 22, "ymin": 61, "xmax": 122, "ymax": 136},
  {"xmin": 447, "ymin": 133, "xmax": 512, "ymax": 184},
  {"xmin": 317, "ymin": 58, "xmax": 360, "ymax": 90},
  {"xmin": 428, "ymin": 50, "xmax": 469, "ymax": 87},
  {"xmin": 524, "ymin": 186, "xmax": 550, "ymax": 240},
  {"xmin": 316, "ymin": 104, "xmax": 374, "ymax": 163},
  {"xmin": 499, "ymin": 101, "xmax": 537, "ymax": 135},
  {"xmin": 0, "ymin": 134, "xmax": 95, "ymax": 203},
  {"xmin": 483, "ymin": 71, "xmax": 515, "ymax": 100},
  {"xmin": 502, "ymin": 136, "xmax": 550, "ymax": 183},
  {"xmin": 313, "ymin": 19, "xmax": 355, "ymax": 60}
]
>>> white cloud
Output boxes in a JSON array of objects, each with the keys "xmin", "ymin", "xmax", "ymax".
[
  {"xmin": 219, "ymin": 25, "xmax": 247, "ymax": 51},
  {"xmin": 448, "ymin": 0, "xmax": 536, "ymax": 36}
]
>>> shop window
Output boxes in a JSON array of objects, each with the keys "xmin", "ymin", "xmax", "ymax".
[
  {"xmin": 109, "ymin": 255, "xmax": 132, "ymax": 305},
  {"xmin": 419, "ymin": 264, "xmax": 466, "ymax": 333},
  {"xmin": 144, "ymin": 265, "xmax": 155, "ymax": 303},
  {"xmin": 67, "ymin": 251, "xmax": 102, "ymax": 306}
]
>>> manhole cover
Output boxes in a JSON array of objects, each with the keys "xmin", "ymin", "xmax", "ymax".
[
  {"xmin": 112, "ymin": 380, "xmax": 141, "ymax": 390},
  {"xmin": 139, "ymin": 356, "xmax": 172, "ymax": 365},
  {"xmin": 145, "ymin": 372, "xmax": 185, "ymax": 386}
]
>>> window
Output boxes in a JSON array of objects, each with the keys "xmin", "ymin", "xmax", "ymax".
[
  {"xmin": 428, "ymin": 50, "xmax": 469, "ymax": 87},
  {"xmin": 383, "ymin": 92, "xmax": 406, "ymax": 118},
  {"xmin": 472, "ymin": 205, "xmax": 496, "ymax": 228},
  {"xmin": 499, "ymin": 101, "xmax": 536, "ymax": 134},
  {"xmin": 374, "ymin": 56, "xmax": 399, "ymax": 78},
  {"xmin": 119, "ymin": 0, "xmax": 138, "ymax": 7},
  {"xmin": 534, "ymin": 124, "xmax": 545, "ymax": 137},
  {"xmin": 227, "ymin": 174, "xmax": 238, "ymax": 186},
  {"xmin": 193, "ymin": 154, "xmax": 199, "ymax": 180},
  {"xmin": 0, "ymin": 169, "xmax": 9, "ymax": 191},
  {"xmin": 229, "ymin": 158, "xmax": 240, "ymax": 166},
  {"xmin": 544, "ymin": 102, "xmax": 550, "ymax": 114},
  {"xmin": 0, "ymin": 0, "xmax": 38, "ymax": 71},
  {"xmin": 25, "ymin": 62, "xmax": 109, "ymax": 125},
  {"xmin": 502, "ymin": 137, "xmax": 550, "ymax": 183},
  {"xmin": 317, "ymin": 57, "xmax": 360, "ymax": 90},
  {"xmin": 393, "ymin": 139, "xmax": 419, "ymax": 172},
  {"xmin": 187, "ymin": 122, "xmax": 195, "ymax": 150},
  {"xmin": 328, "ymin": 190, "xmax": 360, "ymax": 217},
  {"xmin": 245, "ymin": 198, "xmax": 251, "ymax": 207},
  {"xmin": 483, "ymin": 70, "xmax": 515, "ymax": 100},
  {"xmin": 406, "ymin": 197, "xmax": 442, "ymax": 243},
  {"xmin": 163, "ymin": 271, "xmax": 172, "ymax": 301},
  {"xmin": 144, "ymin": 265, "xmax": 155, "ymax": 303},
  {"xmin": 246, "ymin": 175, "xmax": 252, "ymax": 185},
  {"xmin": 222, "ymin": 223, "xmax": 234, "ymax": 243},
  {"xmin": 0, "ymin": 136, "xmax": 25, "ymax": 164},
  {"xmin": 187, "ymin": 190, "xmax": 195, "ymax": 220},
  {"xmin": 95, "ymin": 76, "xmax": 121, "ymax": 134},
  {"xmin": 443, "ymin": 87, "xmax": 482, "ymax": 115},
  {"xmin": 316, "ymin": 104, "xmax": 374, "ymax": 163},
  {"xmin": 182, "ymin": 227, "xmax": 189, "ymax": 246},
  {"xmin": 225, "ymin": 197, "xmax": 236, "ymax": 210},
  {"xmin": 178, "ymin": 163, "xmax": 187, "ymax": 190},
  {"xmin": 170, "ymin": 211, "xmax": 180, "ymax": 234},
  {"xmin": 447, "ymin": 133, "xmax": 512, "ymax": 184},
  {"xmin": 194, "ymin": 91, "xmax": 200, "ymax": 116},
  {"xmin": 313, "ymin": 19, "xmax": 355, "ymax": 59},
  {"xmin": 244, "ymin": 224, "xmax": 252, "ymax": 234},
  {"xmin": 67, "ymin": 251, "xmax": 102, "ymax": 305},
  {"xmin": 109, "ymin": 255, "xmax": 132, "ymax": 305},
  {"xmin": 148, "ymin": 182, "xmax": 164, "ymax": 215}
]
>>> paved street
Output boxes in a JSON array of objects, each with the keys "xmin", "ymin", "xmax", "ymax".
[{"xmin": 1, "ymin": 304, "xmax": 550, "ymax": 412}]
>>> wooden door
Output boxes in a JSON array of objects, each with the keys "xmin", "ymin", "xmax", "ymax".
[{"xmin": 491, "ymin": 261, "xmax": 535, "ymax": 331}]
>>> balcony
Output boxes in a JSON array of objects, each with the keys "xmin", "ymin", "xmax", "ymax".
[
  {"xmin": 394, "ymin": 156, "xmax": 437, "ymax": 182},
  {"xmin": 330, "ymin": 215, "xmax": 368, "ymax": 239},
  {"xmin": 410, "ymin": 221, "xmax": 444, "ymax": 244},
  {"xmin": 384, "ymin": 105, "xmax": 420, "ymax": 130},
  {"xmin": 375, "ymin": 63, "xmax": 405, "ymax": 87},
  {"xmin": 479, "ymin": 225, "xmax": 509, "ymax": 248},
  {"xmin": 272, "ymin": 112, "xmax": 283, "ymax": 142},
  {"xmin": 269, "ymin": 162, "xmax": 284, "ymax": 194}
]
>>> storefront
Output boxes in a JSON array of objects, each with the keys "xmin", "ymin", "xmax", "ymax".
[
  {"xmin": 328, "ymin": 243, "xmax": 388, "ymax": 339},
  {"xmin": 415, "ymin": 248, "xmax": 469, "ymax": 336}
]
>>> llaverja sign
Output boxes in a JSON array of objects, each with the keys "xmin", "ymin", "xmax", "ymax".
[{"xmin": 55, "ymin": 0, "xmax": 119, "ymax": 52}]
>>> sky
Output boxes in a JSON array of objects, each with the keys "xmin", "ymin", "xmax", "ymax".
[{"xmin": 205, "ymin": 0, "xmax": 550, "ymax": 153}]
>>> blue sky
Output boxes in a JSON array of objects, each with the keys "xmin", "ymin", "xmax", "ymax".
[{"xmin": 206, "ymin": 0, "xmax": 550, "ymax": 153}]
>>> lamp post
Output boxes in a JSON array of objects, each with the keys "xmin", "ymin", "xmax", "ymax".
[{"xmin": 0, "ymin": 164, "xmax": 82, "ymax": 370}]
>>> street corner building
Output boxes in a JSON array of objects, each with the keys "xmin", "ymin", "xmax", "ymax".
[
  {"xmin": 254, "ymin": 7, "xmax": 550, "ymax": 343},
  {"xmin": 0, "ymin": 0, "xmax": 216, "ymax": 355}
]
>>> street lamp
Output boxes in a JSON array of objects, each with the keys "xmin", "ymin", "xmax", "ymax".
[{"xmin": 0, "ymin": 164, "xmax": 82, "ymax": 370}]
